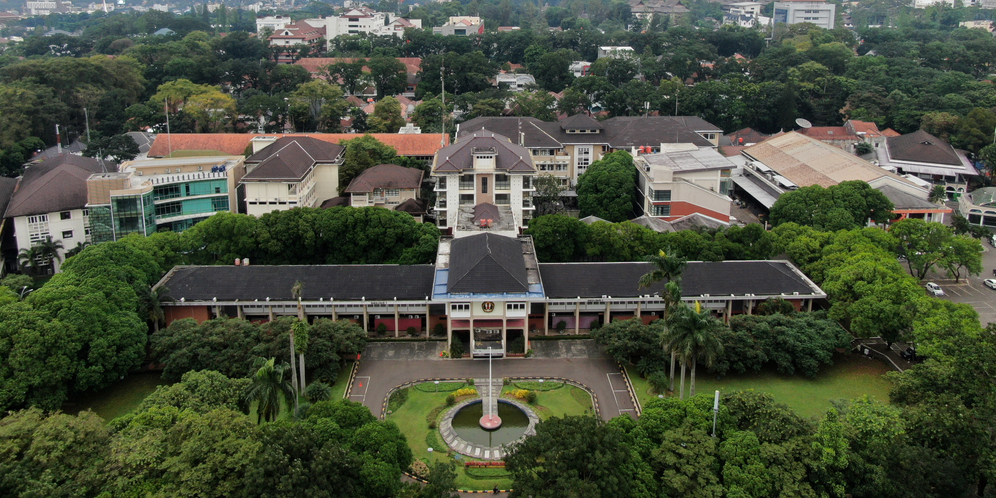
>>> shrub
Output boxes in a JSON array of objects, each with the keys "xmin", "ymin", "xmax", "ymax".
[
  {"xmin": 855, "ymin": 141, "xmax": 874, "ymax": 155},
  {"xmin": 450, "ymin": 341, "xmax": 464, "ymax": 358},
  {"xmin": 428, "ymin": 420, "xmax": 437, "ymax": 429},
  {"xmin": 453, "ymin": 387, "xmax": 477, "ymax": 397},
  {"xmin": 433, "ymin": 323, "xmax": 446, "ymax": 337},
  {"xmin": 467, "ymin": 378, "xmax": 474, "ymax": 386},
  {"xmin": 525, "ymin": 349, "xmax": 534, "ymax": 358},
  {"xmin": 556, "ymin": 320, "xmax": 567, "ymax": 332},
  {"xmin": 376, "ymin": 323, "xmax": 388, "ymax": 337},
  {"xmin": 388, "ymin": 387, "xmax": 409, "ymax": 411},
  {"xmin": 502, "ymin": 377, "xmax": 510, "ymax": 385},
  {"xmin": 508, "ymin": 336, "xmax": 526, "ymax": 354},
  {"xmin": 445, "ymin": 393, "xmax": 456, "ymax": 406},
  {"xmin": 510, "ymin": 389, "xmax": 531, "ymax": 400},
  {"xmin": 305, "ymin": 381, "xmax": 333, "ymax": 402},
  {"xmin": 407, "ymin": 326, "xmax": 419, "ymax": 337},
  {"xmin": 647, "ymin": 371, "xmax": 669, "ymax": 394},
  {"xmin": 409, "ymin": 460, "xmax": 431, "ymax": 479},
  {"xmin": 589, "ymin": 320, "xmax": 602, "ymax": 331},
  {"xmin": 525, "ymin": 391, "xmax": 537, "ymax": 404}
]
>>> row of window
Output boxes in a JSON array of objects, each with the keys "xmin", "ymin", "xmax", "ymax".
[{"xmin": 451, "ymin": 303, "xmax": 527, "ymax": 312}]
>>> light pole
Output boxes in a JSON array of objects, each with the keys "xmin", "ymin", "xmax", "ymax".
[
  {"xmin": 434, "ymin": 380, "xmax": 439, "ymax": 393},
  {"xmin": 19, "ymin": 286, "xmax": 34, "ymax": 300},
  {"xmin": 711, "ymin": 390, "xmax": 720, "ymax": 438}
]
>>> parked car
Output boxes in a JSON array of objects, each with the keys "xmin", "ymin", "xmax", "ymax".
[
  {"xmin": 985, "ymin": 279, "xmax": 996, "ymax": 290},
  {"xmin": 925, "ymin": 282, "xmax": 945, "ymax": 296}
]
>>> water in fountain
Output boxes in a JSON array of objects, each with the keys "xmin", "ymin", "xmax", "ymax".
[{"xmin": 451, "ymin": 401, "xmax": 530, "ymax": 447}]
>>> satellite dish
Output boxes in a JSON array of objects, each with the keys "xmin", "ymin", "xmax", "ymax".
[{"xmin": 795, "ymin": 118, "xmax": 813, "ymax": 129}]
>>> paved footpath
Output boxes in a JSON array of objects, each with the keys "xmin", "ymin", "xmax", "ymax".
[
  {"xmin": 350, "ymin": 354, "xmax": 637, "ymax": 421},
  {"xmin": 349, "ymin": 340, "xmax": 639, "ymax": 497}
]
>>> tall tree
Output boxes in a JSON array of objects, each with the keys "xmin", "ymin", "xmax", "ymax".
[
  {"xmin": 576, "ymin": 151, "xmax": 637, "ymax": 222},
  {"xmin": 241, "ymin": 357, "xmax": 295, "ymax": 424},
  {"xmin": 366, "ymin": 56, "xmax": 407, "ymax": 98},
  {"xmin": 662, "ymin": 302, "xmax": 725, "ymax": 399},
  {"xmin": 368, "ymin": 96, "xmax": 406, "ymax": 133}
]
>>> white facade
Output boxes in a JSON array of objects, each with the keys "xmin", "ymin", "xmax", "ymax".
[
  {"xmin": 12, "ymin": 209, "xmax": 90, "ymax": 272},
  {"xmin": 570, "ymin": 61, "xmax": 591, "ymax": 78},
  {"xmin": 597, "ymin": 46, "xmax": 635, "ymax": 59},
  {"xmin": 495, "ymin": 73, "xmax": 536, "ymax": 92},
  {"xmin": 773, "ymin": 1, "xmax": 835, "ymax": 29},
  {"xmin": 256, "ymin": 15, "xmax": 293, "ymax": 33},
  {"xmin": 243, "ymin": 167, "xmax": 320, "ymax": 217},
  {"xmin": 323, "ymin": 9, "xmax": 422, "ymax": 40}
]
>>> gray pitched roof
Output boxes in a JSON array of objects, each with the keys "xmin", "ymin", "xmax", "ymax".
[
  {"xmin": 887, "ymin": 130, "xmax": 962, "ymax": 166},
  {"xmin": 456, "ymin": 116, "xmax": 718, "ymax": 150},
  {"xmin": 669, "ymin": 213, "xmax": 729, "ymax": 231},
  {"xmin": 457, "ymin": 117, "xmax": 562, "ymax": 149},
  {"xmin": 876, "ymin": 185, "xmax": 937, "ymax": 210},
  {"xmin": 434, "ymin": 130, "xmax": 534, "ymax": 173},
  {"xmin": 448, "ymin": 233, "xmax": 528, "ymax": 293},
  {"xmin": 244, "ymin": 137, "xmax": 344, "ymax": 181},
  {"xmin": 539, "ymin": 260, "xmax": 819, "ymax": 299},
  {"xmin": 344, "ymin": 163, "xmax": 423, "ymax": 193},
  {"xmin": 159, "ymin": 265, "xmax": 436, "ymax": 301},
  {"xmin": 560, "ymin": 114, "xmax": 603, "ymax": 130},
  {"xmin": 6, "ymin": 155, "xmax": 116, "ymax": 218},
  {"xmin": 601, "ymin": 117, "xmax": 714, "ymax": 148},
  {"xmin": 0, "ymin": 177, "xmax": 17, "ymax": 220}
]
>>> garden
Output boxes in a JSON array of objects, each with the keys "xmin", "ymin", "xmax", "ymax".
[{"xmin": 385, "ymin": 378, "xmax": 594, "ymax": 491}]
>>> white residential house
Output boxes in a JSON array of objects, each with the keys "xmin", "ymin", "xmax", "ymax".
[
  {"xmin": 4, "ymin": 155, "xmax": 116, "ymax": 273},
  {"xmin": 773, "ymin": 0, "xmax": 836, "ymax": 29},
  {"xmin": 495, "ymin": 73, "xmax": 536, "ymax": 92},
  {"xmin": 323, "ymin": 7, "xmax": 422, "ymax": 41}
]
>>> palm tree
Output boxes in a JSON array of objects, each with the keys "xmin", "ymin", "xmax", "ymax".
[
  {"xmin": 140, "ymin": 285, "xmax": 173, "ymax": 333},
  {"xmin": 639, "ymin": 248, "xmax": 687, "ymax": 391},
  {"xmin": 34, "ymin": 236, "xmax": 64, "ymax": 273},
  {"xmin": 292, "ymin": 319, "xmax": 309, "ymax": 393},
  {"xmin": 242, "ymin": 357, "xmax": 295, "ymax": 424},
  {"xmin": 288, "ymin": 280, "xmax": 304, "ymax": 407},
  {"xmin": 662, "ymin": 302, "xmax": 725, "ymax": 400},
  {"xmin": 65, "ymin": 241, "xmax": 90, "ymax": 259},
  {"xmin": 17, "ymin": 247, "xmax": 42, "ymax": 275}
]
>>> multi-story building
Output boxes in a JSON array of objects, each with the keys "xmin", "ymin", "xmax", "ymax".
[
  {"xmin": 597, "ymin": 46, "xmax": 635, "ymax": 59},
  {"xmin": 25, "ymin": 0, "xmax": 71, "ymax": 16},
  {"xmin": 457, "ymin": 115, "xmax": 721, "ymax": 188},
  {"xmin": 267, "ymin": 19, "xmax": 326, "ymax": 61},
  {"xmin": 345, "ymin": 163, "xmax": 427, "ymax": 221},
  {"xmin": 431, "ymin": 130, "xmax": 536, "ymax": 232},
  {"xmin": 256, "ymin": 14, "xmax": 293, "ymax": 33},
  {"xmin": 85, "ymin": 156, "xmax": 246, "ymax": 243},
  {"xmin": 3, "ymin": 155, "xmax": 115, "ymax": 273},
  {"xmin": 433, "ymin": 16, "xmax": 484, "ymax": 36},
  {"xmin": 773, "ymin": 0, "xmax": 836, "ymax": 29},
  {"xmin": 634, "ymin": 146, "xmax": 735, "ymax": 223},
  {"xmin": 323, "ymin": 7, "xmax": 422, "ymax": 41},
  {"xmin": 875, "ymin": 130, "xmax": 979, "ymax": 201},
  {"xmin": 241, "ymin": 137, "xmax": 344, "ymax": 216}
]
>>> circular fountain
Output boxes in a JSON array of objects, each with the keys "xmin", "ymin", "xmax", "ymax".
[{"xmin": 440, "ymin": 398, "xmax": 539, "ymax": 460}]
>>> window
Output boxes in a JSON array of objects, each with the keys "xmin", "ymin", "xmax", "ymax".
[
  {"xmin": 495, "ymin": 174, "xmax": 510, "ymax": 190},
  {"xmin": 652, "ymin": 205, "xmax": 671, "ymax": 217},
  {"xmin": 451, "ymin": 303, "xmax": 470, "ymax": 312},
  {"xmin": 215, "ymin": 186, "xmax": 221, "ymax": 194},
  {"xmin": 27, "ymin": 215, "xmax": 49, "ymax": 244},
  {"xmin": 82, "ymin": 209, "xmax": 89, "ymax": 218},
  {"xmin": 506, "ymin": 303, "xmax": 526, "ymax": 311},
  {"xmin": 495, "ymin": 194, "xmax": 510, "ymax": 205},
  {"xmin": 652, "ymin": 189, "xmax": 672, "ymax": 201},
  {"xmin": 459, "ymin": 174, "xmax": 474, "ymax": 190},
  {"xmin": 60, "ymin": 211, "xmax": 71, "ymax": 220},
  {"xmin": 62, "ymin": 230, "xmax": 73, "ymax": 239},
  {"xmin": 459, "ymin": 194, "xmax": 474, "ymax": 205},
  {"xmin": 385, "ymin": 189, "xmax": 400, "ymax": 197},
  {"xmin": 481, "ymin": 177, "xmax": 488, "ymax": 194},
  {"xmin": 576, "ymin": 146, "xmax": 592, "ymax": 173}
]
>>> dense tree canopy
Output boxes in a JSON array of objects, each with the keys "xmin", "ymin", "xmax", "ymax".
[{"xmin": 576, "ymin": 151, "xmax": 638, "ymax": 222}]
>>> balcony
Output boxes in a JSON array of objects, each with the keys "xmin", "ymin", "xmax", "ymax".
[
  {"xmin": 368, "ymin": 196, "xmax": 387, "ymax": 205},
  {"xmin": 434, "ymin": 178, "xmax": 447, "ymax": 191},
  {"xmin": 458, "ymin": 181, "xmax": 475, "ymax": 190},
  {"xmin": 495, "ymin": 181, "xmax": 511, "ymax": 190}
]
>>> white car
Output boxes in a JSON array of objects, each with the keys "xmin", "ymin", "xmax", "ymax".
[
  {"xmin": 925, "ymin": 282, "xmax": 945, "ymax": 296},
  {"xmin": 985, "ymin": 279, "xmax": 996, "ymax": 290}
]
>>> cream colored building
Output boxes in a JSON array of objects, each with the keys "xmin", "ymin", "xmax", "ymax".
[
  {"xmin": 241, "ymin": 136, "xmax": 344, "ymax": 217},
  {"xmin": 635, "ymin": 146, "xmax": 734, "ymax": 222}
]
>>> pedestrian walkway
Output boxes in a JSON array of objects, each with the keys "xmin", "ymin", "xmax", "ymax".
[{"xmin": 475, "ymin": 378, "xmax": 502, "ymax": 418}]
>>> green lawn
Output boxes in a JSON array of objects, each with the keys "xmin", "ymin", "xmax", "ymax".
[
  {"xmin": 331, "ymin": 361, "xmax": 354, "ymax": 400},
  {"xmin": 62, "ymin": 372, "xmax": 170, "ymax": 422},
  {"xmin": 627, "ymin": 353, "xmax": 893, "ymax": 419},
  {"xmin": 388, "ymin": 381, "xmax": 595, "ymax": 491}
]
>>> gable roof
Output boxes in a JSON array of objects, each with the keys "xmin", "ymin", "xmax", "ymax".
[
  {"xmin": 6, "ymin": 155, "xmax": 116, "ymax": 218},
  {"xmin": 560, "ymin": 113, "xmax": 603, "ymax": 130},
  {"xmin": 148, "ymin": 133, "xmax": 448, "ymax": 158},
  {"xmin": 243, "ymin": 138, "xmax": 344, "ymax": 182},
  {"xmin": 887, "ymin": 130, "xmax": 963, "ymax": 166},
  {"xmin": 0, "ymin": 177, "xmax": 17, "ymax": 220},
  {"xmin": 798, "ymin": 126, "xmax": 859, "ymax": 142},
  {"xmin": 472, "ymin": 202, "xmax": 501, "ymax": 224},
  {"xmin": 876, "ymin": 184, "xmax": 943, "ymax": 211},
  {"xmin": 602, "ymin": 116, "xmax": 714, "ymax": 148},
  {"xmin": 344, "ymin": 163, "xmax": 423, "ymax": 193},
  {"xmin": 395, "ymin": 197, "xmax": 427, "ymax": 214},
  {"xmin": 448, "ymin": 233, "xmax": 528, "ymax": 293},
  {"xmin": 434, "ymin": 130, "xmax": 534, "ymax": 173},
  {"xmin": 742, "ymin": 131, "xmax": 910, "ymax": 188}
]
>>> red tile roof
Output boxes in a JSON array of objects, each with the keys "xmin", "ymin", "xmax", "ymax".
[
  {"xmin": 845, "ymin": 119, "xmax": 882, "ymax": 137},
  {"xmin": 148, "ymin": 133, "xmax": 449, "ymax": 158},
  {"xmin": 881, "ymin": 128, "xmax": 901, "ymax": 137},
  {"xmin": 798, "ymin": 126, "xmax": 859, "ymax": 141}
]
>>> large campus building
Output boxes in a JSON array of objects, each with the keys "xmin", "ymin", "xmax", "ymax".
[{"xmin": 155, "ymin": 231, "xmax": 825, "ymax": 358}]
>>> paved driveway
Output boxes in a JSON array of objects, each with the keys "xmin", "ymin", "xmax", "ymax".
[
  {"xmin": 921, "ymin": 240, "xmax": 996, "ymax": 326},
  {"xmin": 348, "ymin": 343, "xmax": 637, "ymax": 422}
]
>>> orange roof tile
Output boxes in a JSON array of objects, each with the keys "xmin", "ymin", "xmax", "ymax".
[
  {"xmin": 148, "ymin": 133, "xmax": 449, "ymax": 158},
  {"xmin": 846, "ymin": 120, "xmax": 882, "ymax": 137},
  {"xmin": 881, "ymin": 128, "xmax": 901, "ymax": 137},
  {"xmin": 798, "ymin": 126, "xmax": 859, "ymax": 141}
]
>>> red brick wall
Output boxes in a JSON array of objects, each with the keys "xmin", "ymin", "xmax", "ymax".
[{"xmin": 164, "ymin": 306, "xmax": 212, "ymax": 325}]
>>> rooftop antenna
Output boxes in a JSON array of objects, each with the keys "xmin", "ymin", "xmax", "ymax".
[{"xmin": 795, "ymin": 118, "xmax": 813, "ymax": 129}]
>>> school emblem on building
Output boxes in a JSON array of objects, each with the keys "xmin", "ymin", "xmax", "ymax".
[{"xmin": 482, "ymin": 301, "xmax": 495, "ymax": 313}]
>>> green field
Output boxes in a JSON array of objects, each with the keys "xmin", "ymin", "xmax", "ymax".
[
  {"xmin": 331, "ymin": 361, "xmax": 354, "ymax": 400},
  {"xmin": 388, "ymin": 381, "xmax": 594, "ymax": 491},
  {"xmin": 627, "ymin": 353, "xmax": 893, "ymax": 419},
  {"xmin": 63, "ymin": 372, "xmax": 170, "ymax": 422}
]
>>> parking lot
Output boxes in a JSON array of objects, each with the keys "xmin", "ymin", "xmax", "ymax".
[{"xmin": 922, "ymin": 238, "xmax": 996, "ymax": 326}]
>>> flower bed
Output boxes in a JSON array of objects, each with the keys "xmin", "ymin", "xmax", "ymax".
[{"xmin": 465, "ymin": 461, "xmax": 506, "ymax": 468}]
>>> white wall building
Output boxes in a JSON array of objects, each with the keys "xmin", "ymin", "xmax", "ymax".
[
  {"xmin": 323, "ymin": 7, "xmax": 422, "ymax": 40},
  {"xmin": 773, "ymin": 0, "xmax": 835, "ymax": 29},
  {"xmin": 256, "ymin": 15, "xmax": 294, "ymax": 33}
]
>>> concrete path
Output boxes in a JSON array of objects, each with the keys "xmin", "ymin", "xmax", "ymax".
[{"xmin": 350, "ymin": 353, "xmax": 636, "ymax": 421}]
